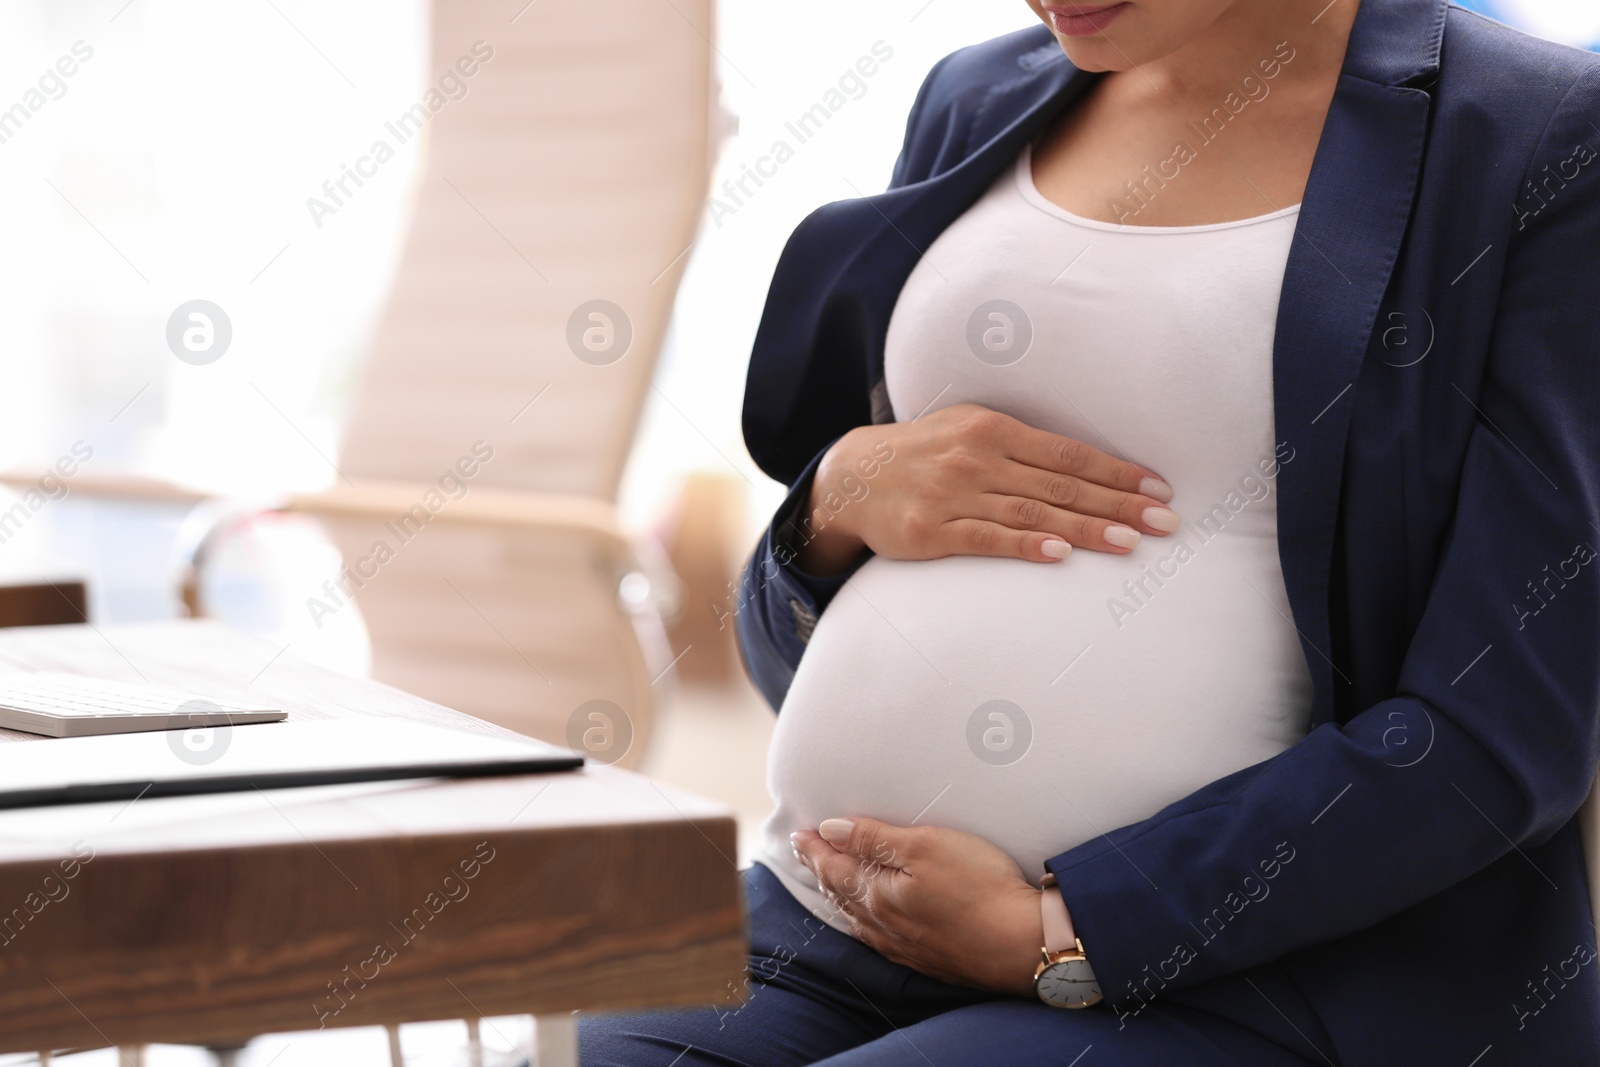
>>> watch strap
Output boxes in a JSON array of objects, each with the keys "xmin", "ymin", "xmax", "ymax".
[{"xmin": 1039, "ymin": 872, "xmax": 1077, "ymax": 956}]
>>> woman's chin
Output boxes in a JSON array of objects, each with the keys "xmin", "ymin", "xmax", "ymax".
[{"xmin": 1053, "ymin": 37, "xmax": 1150, "ymax": 73}]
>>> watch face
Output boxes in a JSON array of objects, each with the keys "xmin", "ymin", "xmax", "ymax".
[{"xmin": 1036, "ymin": 959, "xmax": 1103, "ymax": 1009}]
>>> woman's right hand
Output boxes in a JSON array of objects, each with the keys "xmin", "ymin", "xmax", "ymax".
[{"xmin": 795, "ymin": 404, "xmax": 1181, "ymax": 576}]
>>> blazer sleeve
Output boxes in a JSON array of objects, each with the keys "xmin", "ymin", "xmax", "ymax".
[
  {"xmin": 1045, "ymin": 68, "xmax": 1600, "ymax": 1007},
  {"xmin": 734, "ymin": 52, "xmax": 962, "ymax": 711}
]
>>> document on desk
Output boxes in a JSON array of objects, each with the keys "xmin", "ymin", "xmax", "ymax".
[{"xmin": 0, "ymin": 718, "xmax": 584, "ymax": 809}]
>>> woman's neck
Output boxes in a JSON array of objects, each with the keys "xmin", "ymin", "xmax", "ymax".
[{"xmin": 1117, "ymin": 0, "xmax": 1363, "ymax": 106}]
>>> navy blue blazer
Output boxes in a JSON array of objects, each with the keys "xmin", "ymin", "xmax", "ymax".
[{"xmin": 734, "ymin": 0, "xmax": 1600, "ymax": 1061}]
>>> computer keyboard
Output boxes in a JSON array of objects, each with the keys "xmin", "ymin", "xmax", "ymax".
[{"xmin": 0, "ymin": 672, "xmax": 285, "ymax": 738}]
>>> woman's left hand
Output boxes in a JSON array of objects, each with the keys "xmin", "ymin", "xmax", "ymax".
[{"xmin": 791, "ymin": 817, "xmax": 1044, "ymax": 997}]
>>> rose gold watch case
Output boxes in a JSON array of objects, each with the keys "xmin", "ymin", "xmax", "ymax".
[{"xmin": 1033, "ymin": 940, "xmax": 1104, "ymax": 1009}]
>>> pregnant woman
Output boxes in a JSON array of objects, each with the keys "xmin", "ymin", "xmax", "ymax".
[{"xmin": 584, "ymin": 0, "xmax": 1600, "ymax": 1063}]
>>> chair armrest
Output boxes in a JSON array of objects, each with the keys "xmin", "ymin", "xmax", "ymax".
[
  {"xmin": 3, "ymin": 469, "xmax": 631, "ymax": 558},
  {"xmin": 0, "ymin": 469, "xmax": 680, "ymax": 625},
  {"xmin": 0, "ymin": 469, "xmax": 215, "ymax": 505},
  {"xmin": 286, "ymin": 482, "xmax": 632, "ymax": 557}
]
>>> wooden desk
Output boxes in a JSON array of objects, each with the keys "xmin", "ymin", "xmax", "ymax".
[
  {"xmin": 0, "ymin": 621, "xmax": 746, "ymax": 1063},
  {"xmin": 0, "ymin": 578, "xmax": 88, "ymax": 629}
]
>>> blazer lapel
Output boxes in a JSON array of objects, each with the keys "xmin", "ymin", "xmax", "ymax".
[
  {"xmin": 848, "ymin": 50, "xmax": 1099, "ymax": 405},
  {"xmin": 1273, "ymin": 0, "xmax": 1445, "ymax": 727},
  {"xmin": 878, "ymin": 50, "xmax": 1093, "ymax": 236}
]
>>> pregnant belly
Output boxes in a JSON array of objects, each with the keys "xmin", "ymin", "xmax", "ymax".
[{"xmin": 759, "ymin": 534, "xmax": 1314, "ymax": 925}]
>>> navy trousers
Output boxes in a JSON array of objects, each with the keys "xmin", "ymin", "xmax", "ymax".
[{"xmin": 579, "ymin": 863, "xmax": 1339, "ymax": 1066}]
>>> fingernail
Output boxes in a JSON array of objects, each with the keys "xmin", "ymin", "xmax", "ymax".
[
  {"xmin": 1103, "ymin": 525, "xmax": 1141, "ymax": 549},
  {"xmin": 818, "ymin": 818, "xmax": 855, "ymax": 845},
  {"xmin": 1142, "ymin": 506, "xmax": 1181, "ymax": 533},
  {"xmin": 1041, "ymin": 538, "xmax": 1072, "ymax": 559},
  {"xmin": 1139, "ymin": 476, "xmax": 1174, "ymax": 503}
]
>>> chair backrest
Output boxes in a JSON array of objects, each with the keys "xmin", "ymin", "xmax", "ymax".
[
  {"xmin": 309, "ymin": 0, "xmax": 716, "ymax": 754},
  {"xmin": 338, "ymin": 0, "xmax": 716, "ymax": 499}
]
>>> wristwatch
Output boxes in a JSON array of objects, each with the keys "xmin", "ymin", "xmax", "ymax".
[{"xmin": 1034, "ymin": 872, "xmax": 1103, "ymax": 1008}]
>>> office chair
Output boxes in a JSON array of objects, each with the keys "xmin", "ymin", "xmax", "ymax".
[{"xmin": 275, "ymin": 0, "xmax": 719, "ymax": 764}]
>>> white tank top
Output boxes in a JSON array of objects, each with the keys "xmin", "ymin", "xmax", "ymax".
[{"xmin": 759, "ymin": 143, "xmax": 1313, "ymax": 934}]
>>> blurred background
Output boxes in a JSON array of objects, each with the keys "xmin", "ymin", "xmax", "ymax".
[
  {"xmin": 0, "ymin": 0, "xmax": 1062, "ymax": 884},
  {"xmin": 0, "ymin": 3, "xmax": 1596, "ymax": 1058}
]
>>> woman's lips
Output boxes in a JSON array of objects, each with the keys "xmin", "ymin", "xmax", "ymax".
[{"xmin": 1043, "ymin": 2, "xmax": 1131, "ymax": 37}]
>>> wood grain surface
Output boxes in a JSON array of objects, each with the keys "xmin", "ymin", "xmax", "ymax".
[{"xmin": 0, "ymin": 621, "xmax": 747, "ymax": 1052}]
